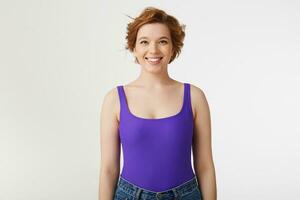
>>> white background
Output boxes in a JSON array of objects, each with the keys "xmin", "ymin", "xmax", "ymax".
[{"xmin": 1, "ymin": 0, "xmax": 300, "ymax": 199}]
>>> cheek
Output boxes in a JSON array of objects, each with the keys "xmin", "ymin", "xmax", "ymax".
[{"xmin": 134, "ymin": 47, "xmax": 145, "ymax": 56}]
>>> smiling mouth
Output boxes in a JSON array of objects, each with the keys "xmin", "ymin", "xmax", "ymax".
[
  {"xmin": 144, "ymin": 57, "xmax": 163, "ymax": 65},
  {"xmin": 145, "ymin": 57, "xmax": 163, "ymax": 61}
]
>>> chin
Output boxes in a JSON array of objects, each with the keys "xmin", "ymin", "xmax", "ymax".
[{"xmin": 143, "ymin": 64, "xmax": 166, "ymax": 73}]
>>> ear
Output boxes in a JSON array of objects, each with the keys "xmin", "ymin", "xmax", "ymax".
[
  {"xmin": 133, "ymin": 46, "xmax": 137, "ymax": 56},
  {"xmin": 171, "ymin": 46, "xmax": 175, "ymax": 57}
]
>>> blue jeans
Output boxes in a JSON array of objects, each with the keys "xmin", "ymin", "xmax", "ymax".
[{"xmin": 113, "ymin": 176, "xmax": 202, "ymax": 200}]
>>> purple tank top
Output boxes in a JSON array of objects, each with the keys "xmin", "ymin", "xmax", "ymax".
[{"xmin": 116, "ymin": 83, "xmax": 195, "ymax": 192}]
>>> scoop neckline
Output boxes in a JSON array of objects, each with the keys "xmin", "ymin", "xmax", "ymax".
[{"xmin": 121, "ymin": 83, "xmax": 186, "ymax": 121}]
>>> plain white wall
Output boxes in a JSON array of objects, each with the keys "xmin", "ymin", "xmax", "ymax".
[{"xmin": 1, "ymin": 0, "xmax": 299, "ymax": 199}]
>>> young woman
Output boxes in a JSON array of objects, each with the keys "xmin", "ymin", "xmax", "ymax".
[{"xmin": 99, "ymin": 7, "xmax": 217, "ymax": 200}]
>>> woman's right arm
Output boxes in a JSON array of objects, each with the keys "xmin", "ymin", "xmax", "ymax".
[{"xmin": 98, "ymin": 88, "xmax": 121, "ymax": 200}]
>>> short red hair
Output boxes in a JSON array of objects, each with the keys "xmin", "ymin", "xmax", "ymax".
[{"xmin": 125, "ymin": 7, "xmax": 186, "ymax": 64}]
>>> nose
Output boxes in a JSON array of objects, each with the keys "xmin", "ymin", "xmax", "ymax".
[{"xmin": 148, "ymin": 42, "xmax": 159, "ymax": 53}]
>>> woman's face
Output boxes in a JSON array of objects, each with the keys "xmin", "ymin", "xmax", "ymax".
[{"xmin": 133, "ymin": 23, "xmax": 173, "ymax": 72}]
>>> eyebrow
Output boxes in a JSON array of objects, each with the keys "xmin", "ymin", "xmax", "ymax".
[{"xmin": 138, "ymin": 36, "xmax": 170, "ymax": 41}]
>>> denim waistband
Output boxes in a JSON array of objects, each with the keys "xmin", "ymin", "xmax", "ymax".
[{"xmin": 116, "ymin": 176, "xmax": 199, "ymax": 199}]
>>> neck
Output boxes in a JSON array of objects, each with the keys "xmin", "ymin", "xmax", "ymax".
[{"xmin": 134, "ymin": 67, "xmax": 175, "ymax": 89}]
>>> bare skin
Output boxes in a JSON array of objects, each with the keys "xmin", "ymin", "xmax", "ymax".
[{"xmin": 99, "ymin": 23, "xmax": 217, "ymax": 200}]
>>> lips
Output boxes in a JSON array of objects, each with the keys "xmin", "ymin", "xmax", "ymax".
[
  {"xmin": 144, "ymin": 56, "xmax": 163, "ymax": 65},
  {"xmin": 145, "ymin": 57, "xmax": 163, "ymax": 61}
]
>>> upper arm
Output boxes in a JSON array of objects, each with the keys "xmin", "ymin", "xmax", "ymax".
[
  {"xmin": 99, "ymin": 87, "xmax": 121, "ymax": 175},
  {"xmin": 190, "ymin": 84, "xmax": 214, "ymax": 171}
]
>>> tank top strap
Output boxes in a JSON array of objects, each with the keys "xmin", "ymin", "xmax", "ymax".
[
  {"xmin": 183, "ymin": 83, "xmax": 193, "ymax": 115},
  {"xmin": 116, "ymin": 85, "xmax": 129, "ymax": 114}
]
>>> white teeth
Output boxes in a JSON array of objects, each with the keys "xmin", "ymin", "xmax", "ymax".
[
  {"xmin": 146, "ymin": 57, "xmax": 162, "ymax": 61},
  {"xmin": 149, "ymin": 58, "xmax": 160, "ymax": 61}
]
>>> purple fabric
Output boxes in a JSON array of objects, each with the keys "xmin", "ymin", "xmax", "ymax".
[{"xmin": 116, "ymin": 83, "xmax": 195, "ymax": 192}]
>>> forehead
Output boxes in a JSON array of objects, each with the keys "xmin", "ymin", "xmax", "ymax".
[{"xmin": 136, "ymin": 23, "xmax": 171, "ymax": 40}]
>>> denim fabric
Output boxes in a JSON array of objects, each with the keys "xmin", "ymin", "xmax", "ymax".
[{"xmin": 113, "ymin": 176, "xmax": 202, "ymax": 200}]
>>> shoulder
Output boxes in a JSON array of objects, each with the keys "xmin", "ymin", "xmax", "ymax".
[
  {"xmin": 189, "ymin": 83, "xmax": 210, "ymax": 119},
  {"xmin": 101, "ymin": 86, "xmax": 120, "ymax": 121},
  {"xmin": 189, "ymin": 83, "xmax": 207, "ymax": 101},
  {"xmin": 102, "ymin": 86, "xmax": 119, "ymax": 105}
]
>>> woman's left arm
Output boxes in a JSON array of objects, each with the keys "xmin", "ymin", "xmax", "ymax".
[{"xmin": 191, "ymin": 85, "xmax": 217, "ymax": 200}]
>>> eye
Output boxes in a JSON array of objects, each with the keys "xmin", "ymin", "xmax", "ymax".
[
  {"xmin": 140, "ymin": 40, "xmax": 148, "ymax": 44},
  {"xmin": 160, "ymin": 40, "xmax": 168, "ymax": 44}
]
